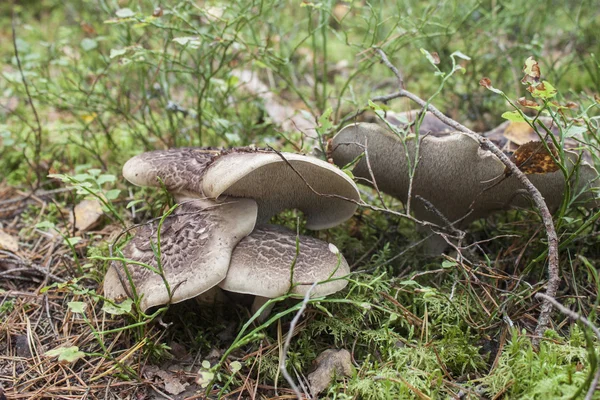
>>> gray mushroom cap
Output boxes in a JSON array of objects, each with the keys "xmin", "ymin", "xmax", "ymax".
[
  {"xmin": 122, "ymin": 148, "xmax": 360, "ymax": 230},
  {"xmin": 219, "ymin": 224, "xmax": 349, "ymax": 299},
  {"xmin": 103, "ymin": 198, "xmax": 257, "ymax": 312},
  {"xmin": 329, "ymin": 122, "xmax": 599, "ymax": 227}
]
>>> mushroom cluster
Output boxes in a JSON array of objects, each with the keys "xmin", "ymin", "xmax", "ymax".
[
  {"xmin": 104, "ymin": 148, "xmax": 360, "ymax": 316},
  {"xmin": 328, "ymin": 119, "xmax": 599, "ymax": 232}
]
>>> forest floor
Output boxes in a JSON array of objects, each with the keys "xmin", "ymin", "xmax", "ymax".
[{"xmin": 1, "ymin": 1, "xmax": 600, "ymax": 399}]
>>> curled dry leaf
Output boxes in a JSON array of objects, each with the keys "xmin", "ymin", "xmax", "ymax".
[
  {"xmin": 521, "ymin": 56, "xmax": 541, "ymax": 85},
  {"xmin": 507, "ymin": 141, "xmax": 560, "ymax": 175},
  {"xmin": 70, "ymin": 199, "xmax": 104, "ymax": 232},
  {"xmin": 308, "ymin": 349, "xmax": 354, "ymax": 396},
  {"xmin": 479, "ymin": 77, "xmax": 492, "ymax": 89},
  {"xmin": 0, "ymin": 230, "xmax": 19, "ymax": 252}
]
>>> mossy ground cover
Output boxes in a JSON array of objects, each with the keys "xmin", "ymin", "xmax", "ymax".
[{"xmin": 1, "ymin": 1, "xmax": 599, "ymax": 399}]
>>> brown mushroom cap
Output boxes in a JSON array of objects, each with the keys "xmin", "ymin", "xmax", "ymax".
[
  {"xmin": 122, "ymin": 148, "xmax": 360, "ymax": 230},
  {"xmin": 103, "ymin": 198, "xmax": 257, "ymax": 311},
  {"xmin": 219, "ymin": 224, "xmax": 349, "ymax": 300},
  {"xmin": 329, "ymin": 122, "xmax": 599, "ymax": 227}
]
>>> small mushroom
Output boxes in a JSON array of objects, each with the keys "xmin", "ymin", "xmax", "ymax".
[
  {"xmin": 122, "ymin": 147, "xmax": 360, "ymax": 229},
  {"xmin": 104, "ymin": 198, "xmax": 257, "ymax": 312},
  {"xmin": 329, "ymin": 122, "xmax": 599, "ymax": 229},
  {"xmin": 219, "ymin": 224, "xmax": 350, "ymax": 319}
]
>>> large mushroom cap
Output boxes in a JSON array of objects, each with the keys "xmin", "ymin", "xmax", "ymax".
[
  {"xmin": 219, "ymin": 224, "xmax": 349, "ymax": 299},
  {"xmin": 122, "ymin": 148, "xmax": 360, "ymax": 230},
  {"xmin": 330, "ymin": 122, "xmax": 599, "ymax": 227},
  {"xmin": 103, "ymin": 198, "xmax": 257, "ymax": 312}
]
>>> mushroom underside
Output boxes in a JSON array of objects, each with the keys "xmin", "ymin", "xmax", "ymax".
[{"xmin": 201, "ymin": 152, "xmax": 360, "ymax": 229}]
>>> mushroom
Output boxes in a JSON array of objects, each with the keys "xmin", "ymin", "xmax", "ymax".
[
  {"xmin": 104, "ymin": 197, "xmax": 257, "ymax": 312},
  {"xmin": 122, "ymin": 147, "xmax": 360, "ymax": 229},
  {"xmin": 219, "ymin": 224, "xmax": 350, "ymax": 319},
  {"xmin": 328, "ymin": 122, "xmax": 599, "ymax": 230}
]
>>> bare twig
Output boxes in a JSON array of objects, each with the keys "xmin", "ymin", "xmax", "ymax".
[
  {"xmin": 373, "ymin": 49, "xmax": 560, "ymax": 348},
  {"xmin": 535, "ymin": 293, "xmax": 600, "ymax": 400},
  {"xmin": 280, "ymin": 283, "xmax": 317, "ymax": 400}
]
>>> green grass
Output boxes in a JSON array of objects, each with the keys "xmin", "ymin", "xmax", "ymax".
[{"xmin": 1, "ymin": 0, "xmax": 600, "ymax": 398}]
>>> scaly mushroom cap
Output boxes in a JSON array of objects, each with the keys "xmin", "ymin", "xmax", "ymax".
[
  {"xmin": 329, "ymin": 122, "xmax": 599, "ymax": 227},
  {"xmin": 103, "ymin": 198, "xmax": 257, "ymax": 312},
  {"xmin": 122, "ymin": 148, "xmax": 220, "ymax": 194},
  {"xmin": 122, "ymin": 148, "xmax": 360, "ymax": 230},
  {"xmin": 219, "ymin": 225, "xmax": 349, "ymax": 299}
]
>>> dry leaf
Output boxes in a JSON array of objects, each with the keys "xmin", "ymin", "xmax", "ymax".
[
  {"xmin": 479, "ymin": 77, "xmax": 492, "ymax": 89},
  {"xmin": 308, "ymin": 349, "xmax": 353, "ymax": 396},
  {"xmin": 508, "ymin": 141, "xmax": 560, "ymax": 175},
  {"xmin": 155, "ymin": 370, "xmax": 188, "ymax": 395},
  {"xmin": 0, "ymin": 230, "xmax": 19, "ymax": 252},
  {"xmin": 70, "ymin": 199, "xmax": 104, "ymax": 232}
]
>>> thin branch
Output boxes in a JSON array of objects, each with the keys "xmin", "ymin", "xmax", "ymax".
[
  {"xmin": 535, "ymin": 293, "xmax": 600, "ymax": 400},
  {"xmin": 280, "ymin": 283, "xmax": 316, "ymax": 400},
  {"xmin": 373, "ymin": 49, "xmax": 560, "ymax": 348},
  {"xmin": 12, "ymin": 9, "xmax": 43, "ymax": 187}
]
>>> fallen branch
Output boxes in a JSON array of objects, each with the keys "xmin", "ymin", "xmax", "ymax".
[{"xmin": 373, "ymin": 48, "xmax": 560, "ymax": 348}]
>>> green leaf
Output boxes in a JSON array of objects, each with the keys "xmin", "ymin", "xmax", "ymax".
[
  {"xmin": 67, "ymin": 301, "xmax": 87, "ymax": 314},
  {"xmin": 116, "ymin": 8, "xmax": 135, "ymax": 18},
  {"xmin": 530, "ymin": 81, "xmax": 557, "ymax": 100},
  {"xmin": 442, "ymin": 260, "xmax": 458, "ymax": 268},
  {"xmin": 109, "ymin": 48, "xmax": 128, "ymax": 59},
  {"xmin": 564, "ymin": 125, "xmax": 587, "ymax": 138},
  {"xmin": 104, "ymin": 189, "xmax": 121, "ymax": 200},
  {"xmin": 46, "ymin": 346, "xmax": 86, "ymax": 363},
  {"xmin": 501, "ymin": 111, "xmax": 527, "ymax": 122},
  {"xmin": 317, "ymin": 107, "xmax": 333, "ymax": 133},
  {"xmin": 102, "ymin": 299, "xmax": 133, "ymax": 315},
  {"xmin": 230, "ymin": 361, "xmax": 242, "ymax": 373},
  {"xmin": 450, "ymin": 50, "xmax": 471, "ymax": 60},
  {"xmin": 96, "ymin": 174, "xmax": 116, "ymax": 185},
  {"xmin": 126, "ymin": 199, "xmax": 144, "ymax": 209},
  {"xmin": 36, "ymin": 220, "xmax": 56, "ymax": 230},
  {"xmin": 80, "ymin": 38, "xmax": 98, "ymax": 52},
  {"xmin": 64, "ymin": 236, "xmax": 82, "ymax": 246},
  {"xmin": 172, "ymin": 37, "xmax": 201, "ymax": 49}
]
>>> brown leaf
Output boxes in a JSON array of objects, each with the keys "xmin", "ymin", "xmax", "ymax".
[
  {"xmin": 564, "ymin": 101, "xmax": 578, "ymax": 109},
  {"xmin": 0, "ymin": 230, "xmax": 19, "ymax": 252},
  {"xmin": 80, "ymin": 22, "xmax": 97, "ymax": 36},
  {"xmin": 507, "ymin": 141, "xmax": 560, "ymax": 175},
  {"xmin": 502, "ymin": 121, "xmax": 539, "ymax": 145},
  {"xmin": 152, "ymin": 7, "xmax": 163, "ymax": 17},
  {"xmin": 517, "ymin": 97, "xmax": 540, "ymax": 109},
  {"xmin": 479, "ymin": 77, "xmax": 492, "ymax": 89},
  {"xmin": 431, "ymin": 52, "xmax": 440, "ymax": 64},
  {"xmin": 70, "ymin": 199, "xmax": 104, "ymax": 232},
  {"xmin": 308, "ymin": 349, "xmax": 354, "ymax": 396},
  {"xmin": 522, "ymin": 57, "xmax": 541, "ymax": 84}
]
